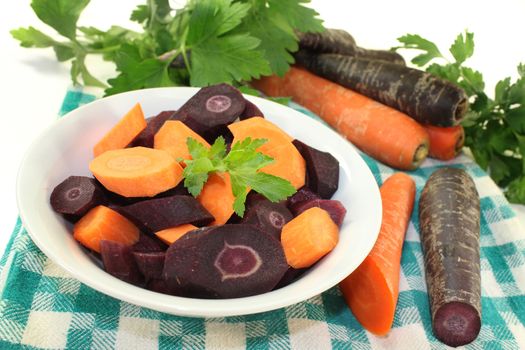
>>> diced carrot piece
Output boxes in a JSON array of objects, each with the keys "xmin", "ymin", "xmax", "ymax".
[
  {"xmin": 197, "ymin": 173, "xmax": 235, "ymax": 225},
  {"xmin": 154, "ymin": 120, "xmax": 210, "ymax": 162},
  {"xmin": 89, "ymin": 146, "xmax": 183, "ymax": 197},
  {"xmin": 155, "ymin": 224, "xmax": 197, "ymax": 245},
  {"xmin": 228, "ymin": 117, "xmax": 306, "ymax": 189},
  {"xmin": 93, "ymin": 103, "xmax": 147, "ymax": 157},
  {"xmin": 280, "ymin": 207, "xmax": 339, "ymax": 268},
  {"xmin": 73, "ymin": 205, "xmax": 140, "ymax": 253}
]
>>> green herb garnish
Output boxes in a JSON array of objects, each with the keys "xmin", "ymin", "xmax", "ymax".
[
  {"xmin": 183, "ymin": 136, "xmax": 296, "ymax": 217},
  {"xmin": 11, "ymin": 0, "xmax": 324, "ymax": 95}
]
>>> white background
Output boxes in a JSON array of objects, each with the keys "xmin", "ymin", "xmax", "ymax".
[{"xmin": 1, "ymin": 0, "xmax": 524, "ymax": 253}]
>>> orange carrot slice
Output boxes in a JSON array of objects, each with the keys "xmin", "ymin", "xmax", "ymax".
[
  {"xmin": 93, "ymin": 103, "xmax": 147, "ymax": 157},
  {"xmin": 89, "ymin": 146, "xmax": 183, "ymax": 197},
  {"xmin": 154, "ymin": 120, "xmax": 211, "ymax": 162},
  {"xmin": 281, "ymin": 207, "xmax": 339, "ymax": 268},
  {"xmin": 73, "ymin": 205, "xmax": 140, "ymax": 253},
  {"xmin": 197, "ymin": 173, "xmax": 235, "ymax": 225},
  {"xmin": 155, "ymin": 224, "xmax": 197, "ymax": 245},
  {"xmin": 228, "ymin": 117, "xmax": 306, "ymax": 189},
  {"xmin": 339, "ymin": 172, "xmax": 415, "ymax": 335}
]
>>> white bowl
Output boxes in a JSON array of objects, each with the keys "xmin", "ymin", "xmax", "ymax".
[{"xmin": 17, "ymin": 87, "xmax": 381, "ymax": 317}]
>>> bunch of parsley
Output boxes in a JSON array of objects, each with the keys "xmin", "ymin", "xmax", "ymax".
[
  {"xmin": 394, "ymin": 32, "xmax": 525, "ymax": 204},
  {"xmin": 11, "ymin": 0, "xmax": 324, "ymax": 95}
]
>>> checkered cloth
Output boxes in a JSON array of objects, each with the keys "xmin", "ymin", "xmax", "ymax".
[{"xmin": 1, "ymin": 89, "xmax": 524, "ymax": 349}]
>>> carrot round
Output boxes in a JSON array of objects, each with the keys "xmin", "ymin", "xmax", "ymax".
[
  {"xmin": 154, "ymin": 120, "xmax": 211, "ymax": 163},
  {"xmin": 73, "ymin": 205, "xmax": 140, "ymax": 253},
  {"xmin": 252, "ymin": 67, "xmax": 429, "ymax": 170},
  {"xmin": 94, "ymin": 103, "xmax": 147, "ymax": 157},
  {"xmin": 281, "ymin": 207, "xmax": 339, "ymax": 268},
  {"xmin": 89, "ymin": 146, "xmax": 183, "ymax": 197},
  {"xmin": 228, "ymin": 117, "xmax": 306, "ymax": 189},
  {"xmin": 423, "ymin": 124, "xmax": 464, "ymax": 160},
  {"xmin": 155, "ymin": 224, "xmax": 197, "ymax": 245},
  {"xmin": 339, "ymin": 173, "xmax": 415, "ymax": 335},
  {"xmin": 197, "ymin": 173, "xmax": 235, "ymax": 225}
]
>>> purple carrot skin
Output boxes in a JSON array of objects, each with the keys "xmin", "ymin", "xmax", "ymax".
[
  {"xmin": 292, "ymin": 139, "xmax": 339, "ymax": 199},
  {"xmin": 171, "ymin": 83, "xmax": 245, "ymax": 141},
  {"xmin": 294, "ymin": 51, "xmax": 468, "ymax": 127},
  {"xmin": 240, "ymin": 99, "xmax": 265, "ymax": 120},
  {"xmin": 100, "ymin": 240, "xmax": 144, "ymax": 286},
  {"xmin": 419, "ymin": 168, "xmax": 481, "ymax": 347},
  {"xmin": 129, "ymin": 110, "xmax": 175, "ymax": 148},
  {"xmin": 298, "ymin": 29, "xmax": 406, "ymax": 65},
  {"xmin": 50, "ymin": 176, "xmax": 106, "ymax": 217}
]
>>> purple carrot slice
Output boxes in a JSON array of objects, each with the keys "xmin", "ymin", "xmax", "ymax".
[
  {"xmin": 100, "ymin": 240, "xmax": 144, "ymax": 286},
  {"xmin": 239, "ymin": 99, "xmax": 264, "ymax": 120},
  {"xmin": 129, "ymin": 110, "xmax": 175, "ymax": 148},
  {"xmin": 50, "ymin": 176, "xmax": 106, "ymax": 216},
  {"xmin": 274, "ymin": 267, "xmax": 307, "ymax": 289},
  {"xmin": 286, "ymin": 187, "xmax": 321, "ymax": 210},
  {"xmin": 292, "ymin": 139, "xmax": 339, "ymax": 199},
  {"xmin": 419, "ymin": 167, "xmax": 481, "ymax": 347},
  {"xmin": 172, "ymin": 84, "xmax": 245, "ymax": 140},
  {"xmin": 164, "ymin": 225, "xmax": 288, "ymax": 299},
  {"xmin": 290, "ymin": 199, "xmax": 346, "ymax": 227},
  {"xmin": 133, "ymin": 251, "xmax": 166, "ymax": 280},
  {"xmin": 103, "ymin": 182, "xmax": 190, "ymax": 207},
  {"xmin": 241, "ymin": 199, "xmax": 293, "ymax": 240},
  {"xmin": 117, "ymin": 195, "xmax": 214, "ymax": 233},
  {"xmin": 132, "ymin": 233, "xmax": 168, "ymax": 253}
]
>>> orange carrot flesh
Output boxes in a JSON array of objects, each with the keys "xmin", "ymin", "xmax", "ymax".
[
  {"xmin": 339, "ymin": 172, "xmax": 415, "ymax": 335},
  {"xmin": 281, "ymin": 207, "xmax": 339, "ymax": 268},
  {"xmin": 155, "ymin": 224, "xmax": 197, "ymax": 245},
  {"xmin": 94, "ymin": 103, "xmax": 147, "ymax": 157},
  {"xmin": 89, "ymin": 146, "xmax": 183, "ymax": 197},
  {"xmin": 228, "ymin": 117, "xmax": 306, "ymax": 189},
  {"xmin": 197, "ymin": 173, "xmax": 235, "ymax": 225},
  {"xmin": 154, "ymin": 120, "xmax": 211, "ymax": 163},
  {"xmin": 252, "ymin": 67, "xmax": 429, "ymax": 170},
  {"xmin": 423, "ymin": 124, "xmax": 464, "ymax": 160},
  {"xmin": 73, "ymin": 205, "xmax": 140, "ymax": 253}
]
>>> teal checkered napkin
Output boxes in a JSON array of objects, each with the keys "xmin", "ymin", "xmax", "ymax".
[{"xmin": 1, "ymin": 89, "xmax": 524, "ymax": 349}]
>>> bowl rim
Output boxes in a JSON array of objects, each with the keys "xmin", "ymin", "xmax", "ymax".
[{"xmin": 16, "ymin": 86, "xmax": 382, "ymax": 317}]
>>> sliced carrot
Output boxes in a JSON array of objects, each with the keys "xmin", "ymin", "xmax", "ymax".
[
  {"xmin": 89, "ymin": 146, "xmax": 183, "ymax": 197},
  {"xmin": 94, "ymin": 103, "xmax": 147, "ymax": 157},
  {"xmin": 280, "ymin": 207, "xmax": 339, "ymax": 268},
  {"xmin": 154, "ymin": 120, "xmax": 211, "ymax": 162},
  {"xmin": 252, "ymin": 67, "xmax": 429, "ymax": 170},
  {"xmin": 339, "ymin": 173, "xmax": 415, "ymax": 335},
  {"xmin": 73, "ymin": 205, "xmax": 140, "ymax": 253},
  {"xmin": 423, "ymin": 124, "xmax": 464, "ymax": 160},
  {"xmin": 197, "ymin": 173, "xmax": 235, "ymax": 225},
  {"xmin": 155, "ymin": 224, "xmax": 197, "ymax": 245},
  {"xmin": 228, "ymin": 117, "xmax": 306, "ymax": 189}
]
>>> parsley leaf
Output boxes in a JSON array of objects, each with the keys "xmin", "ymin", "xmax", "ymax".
[
  {"xmin": 10, "ymin": 26, "xmax": 56, "ymax": 47},
  {"xmin": 396, "ymin": 34, "xmax": 444, "ymax": 66},
  {"xmin": 449, "ymin": 31, "xmax": 474, "ymax": 64},
  {"xmin": 183, "ymin": 136, "xmax": 296, "ymax": 216},
  {"xmin": 30, "ymin": 0, "xmax": 89, "ymax": 40}
]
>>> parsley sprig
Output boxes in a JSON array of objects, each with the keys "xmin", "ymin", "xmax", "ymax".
[
  {"xmin": 11, "ymin": 0, "xmax": 323, "ymax": 95},
  {"xmin": 394, "ymin": 32, "xmax": 525, "ymax": 204},
  {"xmin": 183, "ymin": 136, "xmax": 297, "ymax": 217}
]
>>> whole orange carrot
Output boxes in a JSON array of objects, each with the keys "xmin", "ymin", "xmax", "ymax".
[
  {"xmin": 252, "ymin": 67, "xmax": 429, "ymax": 170},
  {"xmin": 338, "ymin": 173, "xmax": 415, "ymax": 335},
  {"xmin": 423, "ymin": 124, "xmax": 464, "ymax": 160}
]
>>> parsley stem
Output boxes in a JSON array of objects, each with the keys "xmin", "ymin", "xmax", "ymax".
[{"xmin": 86, "ymin": 45, "xmax": 121, "ymax": 54}]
